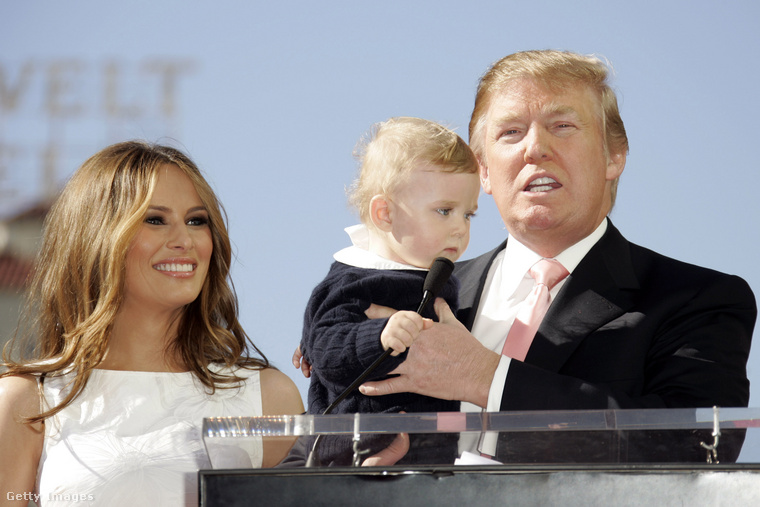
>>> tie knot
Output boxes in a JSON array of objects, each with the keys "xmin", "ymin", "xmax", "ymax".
[{"xmin": 528, "ymin": 258, "xmax": 569, "ymax": 289}]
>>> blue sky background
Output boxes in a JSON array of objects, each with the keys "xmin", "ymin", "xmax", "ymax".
[{"xmin": 3, "ymin": 0, "xmax": 760, "ymax": 459}]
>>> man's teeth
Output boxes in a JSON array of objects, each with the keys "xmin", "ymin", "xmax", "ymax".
[
  {"xmin": 526, "ymin": 177, "xmax": 558, "ymax": 192},
  {"xmin": 154, "ymin": 263, "xmax": 194, "ymax": 272}
]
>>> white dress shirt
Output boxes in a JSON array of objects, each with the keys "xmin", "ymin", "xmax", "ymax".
[{"xmin": 459, "ymin": 218, "xmax": 609, "ymax": 455}]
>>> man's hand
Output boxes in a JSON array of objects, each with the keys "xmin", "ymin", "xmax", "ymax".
[{"xmin": 360, "ymin": 298, "xmax": 500, "ymax": 408}]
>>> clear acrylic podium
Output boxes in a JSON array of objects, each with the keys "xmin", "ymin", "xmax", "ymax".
[{"xmin": 199, "ymin": 407, "xmax": 760, "ymax": 506}]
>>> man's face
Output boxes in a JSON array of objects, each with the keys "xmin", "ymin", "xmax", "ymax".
[{"xmin": 479, "ymin": 78, "xmax": 625, "ymax": 256}]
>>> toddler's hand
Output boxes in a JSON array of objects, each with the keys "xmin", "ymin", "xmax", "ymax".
[
  {"xmin": 291, "ymin": 345, "xmax": 311, "ymax": 378},
  {"xmin": 380, "ymin": 311, "xmax": 432, "ymax": 356}
]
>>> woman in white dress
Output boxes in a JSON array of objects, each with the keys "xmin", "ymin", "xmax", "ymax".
[{"xmin": 0, "ymin": 141, "xmax": 304, "ymax": 506}]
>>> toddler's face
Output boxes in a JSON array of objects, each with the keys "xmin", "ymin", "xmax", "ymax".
[{"xmin": 384, "ymin": 165, "xmax": 480, "ymax": 268}]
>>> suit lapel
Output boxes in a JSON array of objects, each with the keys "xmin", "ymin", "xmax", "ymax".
[
  {"xmin": 525, "ymin": 222, "xmax": 640, "ymax": 372},
  {"xmin": 454, "ymin": 240, "xmax": 507, "ymax": 330}
]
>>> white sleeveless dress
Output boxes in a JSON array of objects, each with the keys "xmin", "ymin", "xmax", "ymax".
[{"xmin": 37, "ymin": 366, "xmax": 263, "ymax": 506}]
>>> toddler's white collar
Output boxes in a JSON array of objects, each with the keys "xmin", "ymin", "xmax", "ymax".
[{"xmin": 332, "ymin": 224, "xmax": 426, "ymax": 271}]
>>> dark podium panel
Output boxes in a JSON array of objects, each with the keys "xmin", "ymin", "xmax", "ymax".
[
  {"xmin": 200, "ymin": 409, "xmax": 760, "ymax": 505},
  {"xmin": 199, "ymin": 464, "xmax": 760, "ymax": 506}
]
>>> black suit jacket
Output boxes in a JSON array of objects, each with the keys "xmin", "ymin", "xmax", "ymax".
[{"xmin": 455, "ymin": 222, "xmax": 756, "ymax": 462}]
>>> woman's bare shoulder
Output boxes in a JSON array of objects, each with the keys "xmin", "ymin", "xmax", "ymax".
[
  {"xmin": 259, "ymin": 367, "xmax": 304, "ymax": 416},
  {"xmin": 0, "ymin": 375, "xmax": 44, "ymax": 496},
  {"xmin": 0, "ymin": 374, "xmax": 41, "ymax": 415}
]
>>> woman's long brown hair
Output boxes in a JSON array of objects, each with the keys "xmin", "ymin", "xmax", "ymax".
[{"xmin": 2, "ymin": 141, "xmax": 269, "ymax": 423}]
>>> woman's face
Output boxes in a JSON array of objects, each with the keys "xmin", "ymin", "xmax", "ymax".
[{"xmin": 123, "ymin": 164, "xmax": 213, "ymax": 315}]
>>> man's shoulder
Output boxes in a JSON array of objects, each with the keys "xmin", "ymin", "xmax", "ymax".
[
  {"xmin": 629, "ymin": 240, "xmax": 754, "ymax": 294},
  {"xmin": 602, "ymin": 223, "xmax": 755, "ymax": 304},
  {"xmin": 611, "ymin": 223, "xmax": 740, "ymax": 279}
]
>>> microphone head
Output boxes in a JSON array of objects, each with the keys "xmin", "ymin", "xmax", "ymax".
[{"xmin": 423, "ymin": 257, "xmax": 455, "ymax": 296}]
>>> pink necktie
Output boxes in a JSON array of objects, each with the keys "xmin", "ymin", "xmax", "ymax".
[{"xmin": 501, "ymin": 258, "xmax": 569, "ymax": 361}]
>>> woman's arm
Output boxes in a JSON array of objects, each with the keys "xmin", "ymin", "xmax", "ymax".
[
  {"xmin": 259, "ymin": 368, "xmax": 305, "ymax": 468},
  {"xmin": 0, "ymin": 375, "xmax": 44, "ymax": 505}
]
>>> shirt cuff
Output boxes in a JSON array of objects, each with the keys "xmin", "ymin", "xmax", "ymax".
[{"xmin": 486, "ymin": 354, "xmax": 511, "ymax": 412}]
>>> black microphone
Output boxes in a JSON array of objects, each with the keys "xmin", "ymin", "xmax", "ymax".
[
  {"xmin": 416, "ymin": 256, "xmax": 455, "ymax": 314},
  {"xmin": 306, "ymin": 257, "xmax": 455, "ymax": 467}
]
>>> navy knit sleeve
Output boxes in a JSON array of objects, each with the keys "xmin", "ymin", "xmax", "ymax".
[{"xmin": 301, "ymin": 263, "xmax": 407, "ymax": 383}]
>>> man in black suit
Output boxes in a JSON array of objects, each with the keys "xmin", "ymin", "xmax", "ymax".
[{"xmin": 357, "ymin": 50, "xmax": 756, "ymax": 462}]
